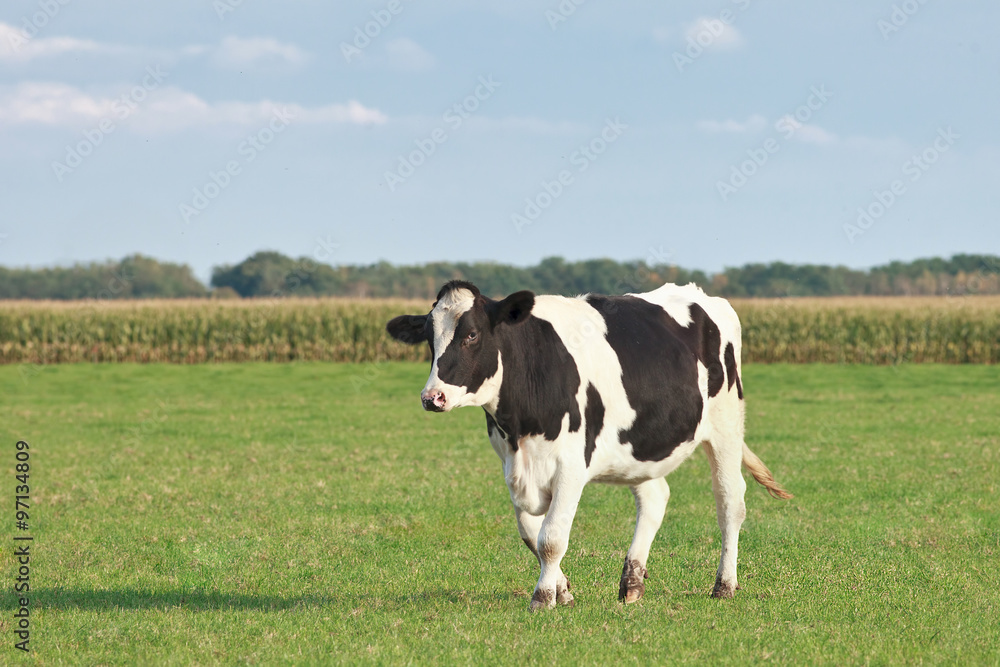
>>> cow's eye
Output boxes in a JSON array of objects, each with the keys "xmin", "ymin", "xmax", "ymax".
[{"xmin": 465, "ymin": 331, "xmax": 478, "ymax": 344}]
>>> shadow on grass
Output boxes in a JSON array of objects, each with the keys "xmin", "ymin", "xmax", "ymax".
[{"xmin": 6, "ymin": 587, "xmax": 528, "ymax": 612}]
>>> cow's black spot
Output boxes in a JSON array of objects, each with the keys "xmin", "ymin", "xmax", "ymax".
[
  {"xmin": 431, "ymin": 291, "xmax": 581, "ymax": 446},
  {"xmin": 484, "ymin": 410, "xmax": 512, "ymax": 450},
  {"xmin": 586, "ymin": 295, "xmax": 710, "ymax": 462},
  {"xmin": 436, "ymin": 307, "xmax": 499, "ymax": 395},
  {"xmin": 584, "ymin": 383, "xmax": 604, "ymax": 468},
  {"xmin": 689, "ymin": 304, "xmax": 725, "ymax": 398},
  {"xmin": 433, "ymin": 290, "xmax": 538, "ymax": 398},
  {"xmin": 647, "ymin": 302, "xmax": 726, "ymax": 398},
  {"xmin": 724, "ymin": 342, "xmax": 743, "ymax": 399},
  {"xmin": 491, "ymin": 316, "xmax": 582, "ymax": 444}
]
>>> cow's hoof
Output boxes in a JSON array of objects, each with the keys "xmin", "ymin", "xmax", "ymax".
[
  {"xmin": 556, "ymin": 577, "xmax": 574, "ymax": 607},
  {"xmin": 618, "ymin": 559, "xmax": 648, "ymax": 604},
  {"xmin": 711, "ymin": 576, "xmax": 739, "ymax": 599},
  {"xmin": 529, "ymin": 588, "xmax": 555, "ymax": 612}
]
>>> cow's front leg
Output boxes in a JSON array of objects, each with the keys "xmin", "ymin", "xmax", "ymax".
[
  {"xmin": 529, "ymin": 478, "xmax": 584, "ymax": 612},
  {"xmin": 514, "ymin": 506, "xmax": 543, "ymax": 560},
  {"xmin": 619, "ymin": 477, "xmax": 670, "ymax": 603},
  {"xmin": 515, "ymin": 507, "xmax": 572, "ymax": 607}
]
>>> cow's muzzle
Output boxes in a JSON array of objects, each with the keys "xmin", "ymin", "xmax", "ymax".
[{"xmin": 421, "ymin": 390, "xmax": 447, "ymax": 412}]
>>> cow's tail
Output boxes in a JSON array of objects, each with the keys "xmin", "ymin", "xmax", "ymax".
[{"xmin": 742, "ymin": 443, "xmax": 793, "ymax": 499}]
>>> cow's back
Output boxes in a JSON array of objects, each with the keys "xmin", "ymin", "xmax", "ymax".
[
  {"xmin": 632, "ymin": 282, "xmax": 742, "ymax": 356},
  {"xmin": 518, "ymin": 284, "xmax": 744, "ymax": 477}
]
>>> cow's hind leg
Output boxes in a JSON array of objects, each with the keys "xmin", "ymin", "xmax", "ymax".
[
  {"xmin": 514, "ymin": 507, "xmax": 574, "ymax": 607},
  {"xmin": 619, "ymin": 477, "xmax": 669, "ymax": 603},
  {"xmin": 702, "ymin": 439, "xmax": 747, "ymax": 598}
]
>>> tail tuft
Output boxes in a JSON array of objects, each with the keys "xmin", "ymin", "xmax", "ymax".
[{"xmin": 742, "ymin": 444, "xmax": 793, "ymax": 500}]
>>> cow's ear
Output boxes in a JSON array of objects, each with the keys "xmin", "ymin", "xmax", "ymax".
[
  {"xmin": 386, "ymin": 314, "xmax": 428, "ymax": 344},
  {"xmin": 488, "ymin": 290, "xmax": 535, "ymax": 327}
]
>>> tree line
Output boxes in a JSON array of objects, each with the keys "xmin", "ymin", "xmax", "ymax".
[{"xmin": 1, "ymin": 251, "xmax": 998, "ymax": 300}]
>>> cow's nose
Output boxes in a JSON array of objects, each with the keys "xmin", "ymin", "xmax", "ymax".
[{"xmin": 421, "ymin": 390, "xmax": 446, "ymax": 412}]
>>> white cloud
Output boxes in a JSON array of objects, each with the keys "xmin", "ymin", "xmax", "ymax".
[
  {"xmin": 0, "ymin": 82, "xmax": 386, "ymax": 131},
  {"xmin": 697, "ymin": 114, "xmax": 766, "ymax": 134},
  {"xmin": 212, "ymin": 36, "xmax": 308, "ymax": 69},
  {"xmin": 682, "ymin": 16, "xmax": 744, "ymax": 50},
  {"xmin": 179, "ymin": 45, "xmax": 210, "ymax": 58},
  {"xmin": 0, "ymin": 82, "xmax": 115, "ymax": 125},
  {"xmin": 795, "ymin": 124, "xmax": 837, "ymax": 144},
  {"xmin": 384, "ymin": 38, "xmax": 435, "ymax": 71},
  {"xmin": 1, "ymin": 24, "xmax": 308, "ymax": 71},
  {"xmin": 293, "ymin": 99, "xmax": 389, "ymax": 125},
  {"xmin": 776, "ymin": 115, "xmax": 838, "ymax": 144},
  {"xmin": 0, "ymin": 21, "xmax": 131, "ymax": 62}
]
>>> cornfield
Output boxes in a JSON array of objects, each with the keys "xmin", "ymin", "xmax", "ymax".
[
  {"xmin": 0, "ymin": 295, "xmax": 997, "ymax": 365},
  {"xmin": 735, "ymin": 296, "xmax": 1000, "ymax": 364},
  {"xmin": 0, "ymin": 298, "xmax": 430, "ymax": 365}
]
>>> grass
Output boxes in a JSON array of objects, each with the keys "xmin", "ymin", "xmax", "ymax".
[{"xmin": 1, "ymin": 362, "xmax": 998, "ymax": 665}]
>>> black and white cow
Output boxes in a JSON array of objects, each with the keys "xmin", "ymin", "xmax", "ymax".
[{"xmin": 387, "ymin": 280, "xmax": 790, "ymax": 611}]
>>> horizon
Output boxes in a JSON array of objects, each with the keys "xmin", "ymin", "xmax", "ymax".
[
  {"xmin": 3, "ymin": 249, "xmax": 998, "ymax": 281},
  {"xmin": 2, "ymin": 2, "xmax": 997, "ymax": 285},
  {"xmin": 0, "ymin": 250, "xmax": 1000, "ymax": 290}
]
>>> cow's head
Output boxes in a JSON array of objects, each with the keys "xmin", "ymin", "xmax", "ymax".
[{"xmin": 386, "ymin": 281, "xmax": 535, "ymax": 412}]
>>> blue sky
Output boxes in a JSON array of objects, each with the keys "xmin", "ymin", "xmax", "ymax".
[{"xmin": 1, "ymin": 1, "xmax": 997, "ymax": 283}]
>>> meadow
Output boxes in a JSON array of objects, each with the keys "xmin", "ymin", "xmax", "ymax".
[
  {"xmin": 1, "ymin": 362, "xmax": 998, "ymax": 665},
  {"xmin": 0, "ymin": 295, "xmax": 998, "ymax": 365}
]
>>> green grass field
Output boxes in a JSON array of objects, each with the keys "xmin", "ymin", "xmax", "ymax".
[{"xmin": 1, "ymin": 362, "xmax": 998, "ymax": 665}]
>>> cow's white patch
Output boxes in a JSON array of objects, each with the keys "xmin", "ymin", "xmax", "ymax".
[
  {"xmin": 630, "ymin": 282, "xmax": 704, "ymax": 327},
  {"xmin": 422, "ymin": 287, "xmax": 505, "ymax": 411},
  {"xmin": 429, "ymin": 286, "xmax": 475, "ymax": 357},
  {"xmin": 422, "ymin": 287, "xmax": 476, "ymax": 409}
]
